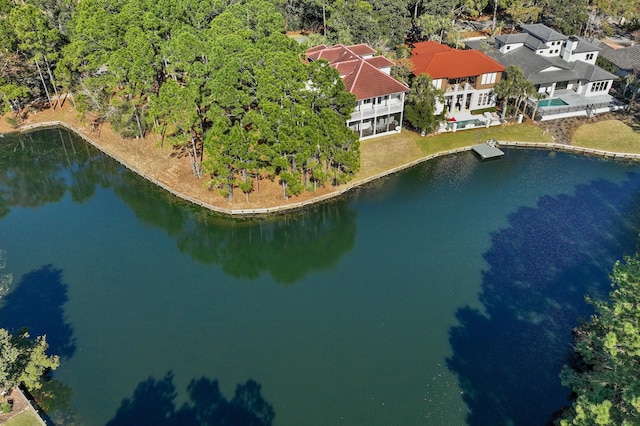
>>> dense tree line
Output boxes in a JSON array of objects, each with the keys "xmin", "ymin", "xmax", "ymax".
[
  {"xmin": 559, "ymin": 252, "xmax": 640, "ymax": 425},
  {"xmin": 1, "ymin": 0, "xmax": 359, "ymax": 201}
]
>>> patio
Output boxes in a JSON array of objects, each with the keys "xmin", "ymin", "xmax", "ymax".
[
  {"xmin": 439, "ymin": 110, "xmax": 502, "ymax": 132},
  {"xmin": 533, "ymin": 89, "xmax": 626, "ymax": 121}
]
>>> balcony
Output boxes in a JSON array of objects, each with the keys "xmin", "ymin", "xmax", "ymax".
[
  {"xmin": 350, "ymin": 98, "xmax": 404, "ymax": 121},
  {"xmin": 445, "ymin": 82, "xmax": 476, "ymax": 92}
]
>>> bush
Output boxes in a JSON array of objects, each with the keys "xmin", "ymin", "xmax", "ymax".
[
  {"xmin": 470, "ymin": 106, "xmax": 496, "ymax": 115},
  {"xmin": 4, "ymin": 116, "xmax": 18, "ymax": 128},
  {"xmin": 0, "ymin": 400, "xmax": 12, "ymax": 414}
]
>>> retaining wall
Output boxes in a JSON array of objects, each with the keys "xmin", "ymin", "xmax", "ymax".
[{"xmin": 5, "ymin": 122, "xmax": 640, "ymax": 216}]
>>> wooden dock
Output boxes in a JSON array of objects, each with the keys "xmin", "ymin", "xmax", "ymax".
[{"xmin": 473, "ymin": 140, "xmax": 504, "ymax": 160}]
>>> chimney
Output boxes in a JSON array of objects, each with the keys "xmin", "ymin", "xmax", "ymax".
[{"xmin": 562, "ymin": 36, "xmax": 579, "ymax": 62}]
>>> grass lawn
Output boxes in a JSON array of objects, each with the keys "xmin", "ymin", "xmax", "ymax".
[
  {"xmin": 414, "ymin": 123, "xmax": 554, "ymax": 155},
  {"xmin": 572, "ymin": 120, "xmax": 640, "ymax": 153},
  {"xmin": 356, "ymin": 123, "xmax": 551, "ymax": 181},
  {"xmin": 4, "ymin": 410, "xmax": 43, "ymax": 426}
]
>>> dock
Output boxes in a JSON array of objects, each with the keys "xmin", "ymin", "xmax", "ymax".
[{"xmin": 473, "ymin": 139, "xmax": 504, "ymax": 160}]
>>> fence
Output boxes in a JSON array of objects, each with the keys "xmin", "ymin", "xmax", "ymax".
[{"xmin": 536, "ymin": 100, "xmax": 625, "ymax": 117}]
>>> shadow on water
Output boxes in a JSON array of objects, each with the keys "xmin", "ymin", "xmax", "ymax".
[
  {"xmin": 0, "ymin": 264, "xmax": 76, "ymax": 359},
  {"xmin": 106, "ymin": 372, "xmax": 274, "ymax": 426},
  {"xmin": 447, "ymin": 174, "xmax": 640, "ymax": 426}
]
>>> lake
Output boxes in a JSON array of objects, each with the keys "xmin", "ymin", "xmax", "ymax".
[{"xmin": 1, "ymin": 128, "xmax": 640, "ymax": 425}]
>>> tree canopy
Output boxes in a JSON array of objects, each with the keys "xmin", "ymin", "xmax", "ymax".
[
  {"xmin": 559, "ymin": 252, "xmax": 640, "ymax": 425},
  {"xmin": 53, "ymin": 0, "xmax": 360, "ymax": 200},
  {"xmin": 404, "ymin": 73, "xmax": 445, "ymax": 135},
  {"xmin": 0, "ymin": 328, "xmax": 60, "ymax": 394}
]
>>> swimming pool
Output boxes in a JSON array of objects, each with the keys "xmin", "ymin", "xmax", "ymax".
[
  {"xmin": 538, "ymin": 98, "xmax": 568, "ymax": 107},
  {"xmin": 447, "ymin": 118, "xmax": 484, "ymax": 130}
]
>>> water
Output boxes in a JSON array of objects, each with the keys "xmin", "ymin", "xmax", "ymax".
[
  {"xmin": 538, "ymin": 98, "xmax": 569, "ymax": 107},
  {"xmin": 1, "ymin": 129, "xmax": 640, "ymax": 425},
  {"xmin": 447, "ymin": 118, "xmax": 484, "ymax": 130}
]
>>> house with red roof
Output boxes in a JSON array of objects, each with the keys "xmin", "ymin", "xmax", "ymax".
[
  {"xmin": 409, "ymin": 41, "xmax": 505, "ymax": 130},
  {"xmin": 307, "ymin": 44, "xmax": 409, "ymax": 139}
]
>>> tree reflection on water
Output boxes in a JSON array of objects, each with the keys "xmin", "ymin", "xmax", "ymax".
[{"xmin": 0, "ymin": 129, "xmax": 357, "ymax": 285}]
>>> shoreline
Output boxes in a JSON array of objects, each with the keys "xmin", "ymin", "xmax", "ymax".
[{"xmin": 4, "ymin": 118, "xmax": 640, "ymax": 216}]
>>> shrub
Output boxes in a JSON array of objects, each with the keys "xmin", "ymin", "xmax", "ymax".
[
  {"xmin": 0, "ymin": 400, "xmax": 12, "ymax": 414},
  {"xmin": 4, "ymin": 116, "xmax": 18, "ymax": 128}
]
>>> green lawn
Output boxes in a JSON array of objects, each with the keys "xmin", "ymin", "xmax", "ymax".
[
  {"xmin": 356, "ymin": 123, "xmax": 552, "ymax": 181},
  {"xmin": 414, "ymin": 123, "xmax": 554, "ymax": 155},
  {"xmin": 572, "ymin": 120, "xmax": 640, "ymax": 153},
  {"xmin": 4, "ymin": 410, "xmax": 43, "ymax": 426}
]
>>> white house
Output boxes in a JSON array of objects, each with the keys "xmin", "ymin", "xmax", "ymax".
[
  {"xmin": 306, "ymin": 44, "xmax": 409, "ymax": 139},
  {"xmin": 468, "ymin": 24, "xmax": 624, "ymax": 120}
]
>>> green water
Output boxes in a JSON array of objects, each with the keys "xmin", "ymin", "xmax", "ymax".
[{"xmin": 1, "ymin": 129, "xmax": 640, "ymax": 425}]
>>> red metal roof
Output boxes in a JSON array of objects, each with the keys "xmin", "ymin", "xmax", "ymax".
[
  {"xmin": 409, "ymin": 41, "xmax": 505, "ymax": 79},
  {"xmin": 306, "ymin": 44, "xmax": 409, "ymax": 100}
]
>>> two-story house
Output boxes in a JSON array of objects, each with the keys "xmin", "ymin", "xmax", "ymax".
[
  {"xmin": 306, "ymin": 44, "xmax": 409, "ymax": 139},
  {"xmin": 408, "ymin": 41, "xmax": 505, "ymax": 131},
  {"xmin": 467, "ymin": 24, "xmax": 623, "ymax": 120}
]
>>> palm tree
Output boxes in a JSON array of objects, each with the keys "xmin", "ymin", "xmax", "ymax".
[
  {"xmin": 405, "ymin": 74, "xmax": 445, "ymax": 135},
  {"xmin": 494, "ymin": 65, "xmax": 528, "ymax": 120}
]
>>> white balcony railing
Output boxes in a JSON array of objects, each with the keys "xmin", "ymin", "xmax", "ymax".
[{"xmin": 350, "ymin": 100, "xmax": 403, "ymax": 121}]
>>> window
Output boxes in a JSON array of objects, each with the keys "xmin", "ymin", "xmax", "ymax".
[
  {"xmin": 481, "ymin": 73, "xmax": 496, "ymax": 85},
  {"xmin": 477, "ymin": 92, "xmax": 491, "ymax": 106},
  {"xmin": 586, "ymin": 53, "xmax": 594, "ymax": 61},
  {"xmin": 590, "ymin": 81, "xmax": 609, "ymax": 92}
]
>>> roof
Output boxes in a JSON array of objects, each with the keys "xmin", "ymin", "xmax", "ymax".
[
  {"xmin": 495, "ymin": 33, "xmax": 529, "ymax": 44},
  {"xmin": 572, "ymin": 36, "xmax": 600, "ymax": 54},
  {"xmin": 365, "ymin": 56, "xmax": 395, "ymax": 68},
  {"xmin": 594, "ymin": 40, "xmax": 640, "ymax": 72},
  {"xmin": 574, "ymin": 61, "xmax": 617, "ymax": 82},
  {"xmin": 306, "ymin": 44, "xmax": 409, "ymax": 100},
  {"xmin": 466, "ymin": 38, "xmax": 617, "ymax": 84},
  {"xmin": 347, "ymin": 44, "xmax": 376, "ymax": 56},
  {"xmin": 521, "ymin": 24, "xmax": 567, "ymax": 42},
  {"xmin": 340, "ymin": 60, "xmax": 409, "ymax": 99},
  {"xmin": 307, "ymin": 44, "xmax": 361, "ymax": 64},
  {"xmin": 409, "ymin": 41, "xmax": 505, "ymax": 79},
  {"xmin": 496, "ymin": 32, "xmax": 547, "ymax": 51}
]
